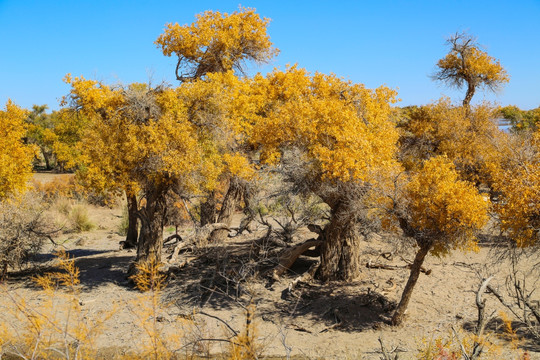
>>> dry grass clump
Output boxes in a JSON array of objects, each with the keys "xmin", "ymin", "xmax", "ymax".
[{"xmin": 68, "ymin": 203, "xmax": 95, "ymax": 232}]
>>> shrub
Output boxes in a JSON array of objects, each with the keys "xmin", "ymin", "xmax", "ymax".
[
  {"xmin": 31, "ymin": 174, "xmax": 80, "ymax": 201},
  {"xmin": 0, "ymin": 191, "xmax": 53, "ymax": 281}
]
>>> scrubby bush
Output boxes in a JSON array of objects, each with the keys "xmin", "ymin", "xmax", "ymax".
[{"xmin": 0, "ymin": 191, "xmax": 53, "ymax": 281}]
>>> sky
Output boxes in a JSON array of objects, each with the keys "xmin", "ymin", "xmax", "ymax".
[{"xmin": 1, "ymin": 0, "xmax": 539, "ymax": 111}]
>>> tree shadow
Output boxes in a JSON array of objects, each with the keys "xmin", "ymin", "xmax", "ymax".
[
  {"xmin": 164, "ymin": 241, "xmax": 259, "ymax": 311},
  {"xmin": 164, "ymin": 238, "xmax": 396, "ymax": 333},
  {"xmin": 272, "ymin": 277, "xmax": 396, "ymax": 332},
  {"xmin": 8, "ymin": 249, "xmax": 135, "ymax": 292},
  {"xmin": 74, "ymin": 253, "xmax": 135, "ymax": 291}
]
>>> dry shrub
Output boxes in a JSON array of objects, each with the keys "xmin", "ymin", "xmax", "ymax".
[
  {"xmin": 127, "ymin": 260, "xmax": 202, "ymax": 359},
  {"xmin": 31, "ymin": 174, "xmax": 119, "ymax": 207},
  {"xmin": 0, "ymin": 251, "xmax": 110, "ymax": 359},
  {"xmin": 0, "ymin": 191, "xmax": 54, "ymax": 281},
  {"xmin": 31, "ymin": 174, "xmax": 80, "ymax": 201},
  {"xmin": 227, "ymin": 302, "xmax": 263, "ymax": 360}
]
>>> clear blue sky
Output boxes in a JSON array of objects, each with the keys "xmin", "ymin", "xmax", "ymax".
[{"xmin": 1, "ymin": 0, "xmax": 539, "ymax": 111}]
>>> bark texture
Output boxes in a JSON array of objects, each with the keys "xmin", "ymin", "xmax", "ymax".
[
  {"xmin": 463, "ymin": 83, "xmax": 475, "ymax": 108},
  {"xmin": 123, "ymin": 192, "xmax": 139, "ymax": 249},
  {"xmin": 136, "ymin": 183, "xmax": 167, "ymax": 264},
  {"xmin": 199, "ymin": 190, "xmax": 218, "ymax": 226},
  {"xmin": 317, "ymin": 203, "xmax": 363, "ymax": 281},
  {"xmin": 391, "ymin": 241, "xmax": 432, "ymax": 325},
  {"xmin": 209, "ymin": 178, "xmax": 244, "ymax": 242}
]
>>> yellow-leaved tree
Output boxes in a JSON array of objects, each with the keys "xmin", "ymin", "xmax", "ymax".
[
  {"xmin": 383, "ymin": 156, "xmax": 489, "ymax": 325},
  {"xmin": 174, "ymin": 71, "xmax": 258, "ymax": 240},
  {"xmin": 63, "ymin": 76, "xmax": 207, "ymax": 266},
  {"xmin": 156, "ymin": 8, "xmax": 278, "ymax": 239},
  {"xmin": 249, "ymin": 66, "xmax": 400, "ymax": 281},
  {"xmin": 433, "ymin": 32, "xmax": 509, "ymax": 107},
  {"xmin": 0, "ymin": 101, "xmax": 34, "ymax": 199}
]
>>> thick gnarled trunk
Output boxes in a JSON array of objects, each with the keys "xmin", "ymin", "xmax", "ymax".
[
  {"xmin": 317, "ymin": 204, "xmax": 363, "ymax": 281},
  {"xmin": 391, "ymin": 241, "xmax": 432, "ymax": 326},
  {"xmin": 209, "ymin": 177, "xmax": 244, "ymax": 242},
  {"xmin": 135, "ymin": 184, "xmax": 167, "ymax": 265},
  {"xmin": 200, "ymin": 190, "xmax": 218, "ymax": 226}
]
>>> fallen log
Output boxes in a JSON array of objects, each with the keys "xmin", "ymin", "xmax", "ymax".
[
  {"xmin": 167, "ymin": 223, "xmax": 229, "ymax": 263},
  {"xmin": 366, "ymin": 260, "xmax": 432, "ymax": 275},
  {"xmin": 272, "ymin": 238, "xmax": 322, "ymax": 278}
]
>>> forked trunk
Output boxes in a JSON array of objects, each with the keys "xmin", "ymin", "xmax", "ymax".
[
  {"xmin": 135, "ymin": 184, "xmax": 167, "ymax": 265},
  {"xmin": 209, "ymin": 177, "xmax": 244, "ymax": 242},
  {"xmin": 391, "ymin": 241, "xmax": 432, "ymax": 326},
  {"xmin": 123, "ymin": 192, "xmax": 139, "ymax": 249},
  {"xmin": 317, "ymin": 205, "xmax": 363, "ymax": 281}
]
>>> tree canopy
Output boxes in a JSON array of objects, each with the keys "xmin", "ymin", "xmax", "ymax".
[
  {"xmin": 155, "ymin": 7, "xmax": 278, "ymax": 82},
  {"xmin": 0, "ymin": 101, "xmax": 34, "ymax": 199}
]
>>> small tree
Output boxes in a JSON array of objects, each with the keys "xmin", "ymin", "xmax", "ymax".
[
  {"xmin": 433, "ymin": 32, "xmax": 509, "ymax": 107},
  {"xmin": 385, "ymin": 156, "xmax": 489, "ymax": 325}
]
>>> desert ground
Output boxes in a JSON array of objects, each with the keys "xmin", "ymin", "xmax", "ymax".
[{"xmin": 1, "ymin": 173, "xmax": 538, "ymax": 359}]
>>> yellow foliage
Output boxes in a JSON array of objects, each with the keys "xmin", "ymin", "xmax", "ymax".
[
  {"xmin": 0, "ymin": 100, "xmax": 35, "ymax": 199},
  {"xmin": 400, "ymin": 98, "xmax": 502, "ymax": 185},
  {"xmin": 437, "ymin": 46, "xmax": 509, "ymax": 87},
  {"xmin": 250, "ymin": 66, "xmax": 400, "ymax": 184},
  {"xmin": 416, "ymin": 327, "xmax": 502, "ymax": 360},
  {"xmin": 493, "ymin": 155, "xmax": 540, "ymax": 247},
  {"xmin": 156, "ymin": 7, "xmax": 278, "ymax": 81},
  {"xmin": 64, "ymin": 76, "xmax": 209, "ymax": 198},
  {"xmin": 405, "ymin": 156, "xmax": 489, "ymax": 255}
]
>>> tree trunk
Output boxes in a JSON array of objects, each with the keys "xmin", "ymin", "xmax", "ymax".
[
  {"xmin": 209, "ymin": 177, "xmax": 244, "ymax": 242},
  {"xmin": 463, "ymin": 83, "xmax": 475, "ymax": 108},
  {"xmin": 391, "ymin": 241, "xmax": 432, "ymax": 326},
  {"xmin": 200, "ymin": 190, "xmax": 218, "ymax": 226},
  {"xmin": 317, "ymin": 205, "xmax": 363, "ymax": 281},
  {"xmin": 42, "ymin": 147, "xmax": 53, "ymax": 170},
  {"xmin": 135, "ymin": 183, "xmax": 167, "ymax": 265},
  {"xmin": 123, "ymin": 192, "xmax": 139, "ymax": 249}
]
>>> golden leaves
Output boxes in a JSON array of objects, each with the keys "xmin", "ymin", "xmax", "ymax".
[
  {"xmin": 155, "ymin": 7, "xmax": 278, "ymax": 80},
  {"xmin": 250, "ymin": 66, "xmax": 399, "ymax": 184},
  {"xmin": 0, "ymin": 101, "xmax": 34, "ymax": 199},
  {"xmin": 406, "ymin": 156, "xmax": 489, "ymax": 255}
]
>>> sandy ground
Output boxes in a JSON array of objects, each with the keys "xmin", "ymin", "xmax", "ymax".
[{"xmin": 1, "ymin": 173, "xmax": 538, "ymax": 359}]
